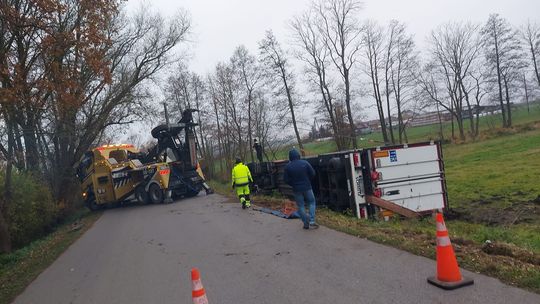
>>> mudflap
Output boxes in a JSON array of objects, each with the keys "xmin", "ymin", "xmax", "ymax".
[
  {"xmin": 164, "ymin": 190, "xmax": 173, "ymax": 203},
  {"xmin": 202, "ymin": 182, "xmax": 214, "ymax": 195}
]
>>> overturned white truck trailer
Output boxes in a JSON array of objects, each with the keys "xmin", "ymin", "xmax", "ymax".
[
  {"xmin": 249, "ymin": 141, "xmax": 448, "ymax": 219},
  {"xmin": 347, "ymin": 141, "xmax": 447, "ymax": 219}
]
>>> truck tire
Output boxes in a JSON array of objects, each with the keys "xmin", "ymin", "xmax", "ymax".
[
  {"xmin": 135, "ymin": 186, "xmax": 149, "ymax": 204},
  {"xmin": 86, "ymin": 195, "xmax": 101, "ymax": 211},
  {"xmin": 148, "ymin": 183, "xmax": 164, "ymax": 204},
  {"xmin": 185, "ymin": 188, "xmax": 200, "ymax": 198}
]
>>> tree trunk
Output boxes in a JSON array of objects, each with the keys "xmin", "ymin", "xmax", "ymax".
[
  {"xmin": 457, "ymin": 113, "xmax": 466, "ymax": 141},
  {"xmin": 281, "ymin": 68, "xmax": 304, "ymax": 154},
  {"xmin": 386, "ymin": 98, "xmax": 395, "ymax": 144},
  {"xmin": 13, "ymin": 124, "xmax": 26, "ymax": 169},
  {"xmin": 344, "ymin": 69, "xmax": 357, "ymax": 148},
  {"xmin": 475, "ymin": 106, "xmax": 481, "ymax": 137},
  {"xmin": 0, "ymin": 120, "xmax": 15, "ymax": 253},
  {"xmin": 396, "ymin": 101, "xmax": 404, "ymax": 144},
  {"xmin": 384, "ymin": 67, "xmax": 395, "ymax": 144},
  {"xmin": 22, "ymin": 126, "xmax": 40, "ymax": 171},
  {"xmin": 318, "ymin": 69, "xmax": 342, "ymax": 150},
  {"xmin": 0, "ymin": 208, "xmax": 11, "ymax": 253},
  {"xmin": 373, "ymin": 75, "xmax": 388, "ymax": 144},
  {"xmin": 436, "ymin": 103, "xmax": 444, "ymax": 141},
  {"xmin": 523, "ymin": 75, "xmax": 530, "ymax": 114},
  {"xmin": 248, "ymin": 91, "xmax": 254, "ymax": 163},
  {"xmin": 450, "ymin": 102, "xmax": 455, "ymax": 139},
  {"xmin": 465, "ymin": 98, "xmax": 475, "ymax": 138},
  {"xmin": 213, "ymin": 102, "xmax": 224, "ymax": 174},
  {"xmin": 494, "ymin": 33, "xmax": 507, "ymax": 128},
  {"xmin": 529, "ymin": 39, "xmax": 540, "ymax": 87},
  {"xmin": 504, "ymin": 77, "xmax": 512, "ymax": 127}
]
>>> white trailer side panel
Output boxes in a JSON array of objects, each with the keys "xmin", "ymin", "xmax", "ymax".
[
  {"xmin": 378, "ymin": 177, "xmax": 445, "ymax": 211},
  {"xmin": 371, "ymin": 143, "xmax": 446, "ymax": 213}
]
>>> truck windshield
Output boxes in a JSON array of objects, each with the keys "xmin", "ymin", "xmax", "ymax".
[{"xmin": 76, "ymin": 152, "xmax": 93, "ymax": 182}]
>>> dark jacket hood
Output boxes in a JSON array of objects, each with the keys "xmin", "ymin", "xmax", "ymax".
[{"xmin": 289, "ymin": 149, "xmax": 301, "ymax": 161}]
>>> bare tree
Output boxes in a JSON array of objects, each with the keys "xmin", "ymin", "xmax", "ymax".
[
  {"xmin": 482, "ymin": 14, "xmax": 524, "ymax": 128},
  {"xmin": 291, "ymin": 11, "xmax": 345, "ymax": 150},
  {"xmin": 384, "ymin": 21, "xmax": 398, "ymax": 144},
  {"xmin": 521, "ymin": 21, "xmax": 540, "ymax": 88},
  {"xmin": 231, "ymin": 46, "xmax": 262, "ymax": 163},
  {"xmin": 469, "ymin": 68, "xmax": 489, "ymax": 136},
  {"xmin": 388, "ymin": 21, "xmax": 419, "ymax": 143},
  {"xmin": 165, "ymin": 63, "xmax": 194, "ymax": 117},
  {"xmin": 315, "ymin": 0, "xmax": 363, "ymax": 148},
  {"xmin": 259, "ymin": 30, "xmax": 304, "ymax": 154},
  {"xmin": 362, "ymin": 20, "xmax": 389, "ymax": 143},
  {"xmin": 164, "ymin": 67, "xmax": 210, "ymax": 161},
  {"xmin": 213, "ymin": 62, "xmax": 244, "ymax": 163},
  {"xmin": 206, "ymin": 75, "xmax": 226, "ymax": 174},
  {"xmin": 425, "ymin": 22, "xmax": 482, "ymax": 140},
  {"xmin": 417, "ymin": 62, "xmax": 446, "ymax": 140}
]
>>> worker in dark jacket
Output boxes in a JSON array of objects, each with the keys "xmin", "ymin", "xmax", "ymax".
[
  {"xmin": 283, "ymin": 149, "xmax": 319, "ymax": 229},
  {"xmin": 253, "ymin": 139, "xmax": 264, "ymax": 163}
]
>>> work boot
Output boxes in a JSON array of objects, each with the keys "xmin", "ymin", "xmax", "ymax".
[
  {"xmin": 309, "ymin": 223, "xmax": 319, "ymax": 229},
  {"xmin": 240, "ymin": 197, "xmax": 246, "ymax": 209},
  {"xmin": 245, "ymin": 201, "xmax": 251, "ymax": 208}
]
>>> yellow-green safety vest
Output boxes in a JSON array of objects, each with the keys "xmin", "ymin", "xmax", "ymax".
[{"xmin": 232, "ymin": 163, "xmax": 253, "ymax": 187}]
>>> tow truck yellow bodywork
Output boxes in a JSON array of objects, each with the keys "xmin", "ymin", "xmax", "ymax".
[{"xmin": 79, "ymin": 144, "xmax": 172, "ymax": 210}]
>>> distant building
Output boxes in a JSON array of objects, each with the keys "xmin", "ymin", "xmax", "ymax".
[
  {"xmin": 356, "ymin": 122, "xmax": 372, "ymax": 135},
  {"xmin": 409, "ymin": 111, "xmax": 452, "ymax": 127}
]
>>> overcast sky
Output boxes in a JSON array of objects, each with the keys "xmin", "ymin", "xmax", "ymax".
[
  {"xmin": 126, "ymin": 0, "xmax": 540, "ymax": 75},
  {"xmin": 122, "ymin": 0, "xmax": 539, "ymax": 138}
]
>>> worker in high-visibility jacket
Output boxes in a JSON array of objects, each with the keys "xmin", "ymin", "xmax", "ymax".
[{"xmin": 231, "ymin": 158, "xmax": 253, "ymax": 209}]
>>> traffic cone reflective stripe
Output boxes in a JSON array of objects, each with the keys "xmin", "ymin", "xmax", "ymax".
[
  {"xmin": 191, "ymin": 268, "xmax": 209, "ymax": 304},
  {"xmin": 436, "ymin": 235, "xmax": 452, "ymax": 247},
  {"xmin": 427, "ymin": 213, "xmax": 474, "ymax": 290},
  {"xmin": 436, "ymin": 220, "xmax": 446, "ymax": 232},
  {"xmin": 436, "ymin": 223, "xmax": 452, "ymax": 247},
  {"xmin": 191, "ymin": 277, "xmax": 205, "ymax": 298},
  {"xmin": 192, "ymin": 288, "xmax": 206, "ymax": 298}
]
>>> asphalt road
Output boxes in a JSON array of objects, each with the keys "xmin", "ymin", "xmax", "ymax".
[{"xmin": 13, "ymin": 194, "xmax": 540, "ymax": 304}]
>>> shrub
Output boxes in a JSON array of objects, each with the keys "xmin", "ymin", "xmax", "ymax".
[{"xmin": 0, "ymin": 171, "xmax": 58, "ymax": 249}]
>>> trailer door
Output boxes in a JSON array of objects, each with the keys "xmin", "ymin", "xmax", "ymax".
[{"xmin": 369, "ymin": 142, "xmax": 447, "ymax": 213}]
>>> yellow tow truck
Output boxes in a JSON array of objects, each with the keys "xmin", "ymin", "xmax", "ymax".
[{"xmin": 76, "ymin": 109, "xmax": 212, "ymax": 211}]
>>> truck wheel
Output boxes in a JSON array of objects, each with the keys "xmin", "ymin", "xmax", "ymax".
[
  {"xmin": 148, "ymin": 184, "xmax": 164, "ymax": 204},
  {"xmin": 86, "ymin": 195, "xmax": 101, "ymax": 211},
  {"xmin": 185, "ymin": 189, "xmax": 200, "ymax": 198},
  {"xmin": 135, "ymin": 186, "xmax": 149, "ymax": 204}
]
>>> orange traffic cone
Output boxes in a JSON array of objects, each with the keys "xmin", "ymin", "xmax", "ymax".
[
  {"xmin": 191, "ymin": 268, "xmax": 209, "ymax": 304},
  {"xmin": 427, "ymin": 213, "xmax": 474, "ymax": 290}
]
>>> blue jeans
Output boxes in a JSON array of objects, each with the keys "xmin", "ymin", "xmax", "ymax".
[{"xmin": 293, "ymin": 189, "xmax": 316, "ymax": 226}]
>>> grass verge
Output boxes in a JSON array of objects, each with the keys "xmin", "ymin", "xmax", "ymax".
[
  {"xmin": 0, "ymin": 209, "xmax": 101, "ymax": 304},
  {"xmin": 317, "ymin": 209, "xmax": 540, "ymax": 293}
]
